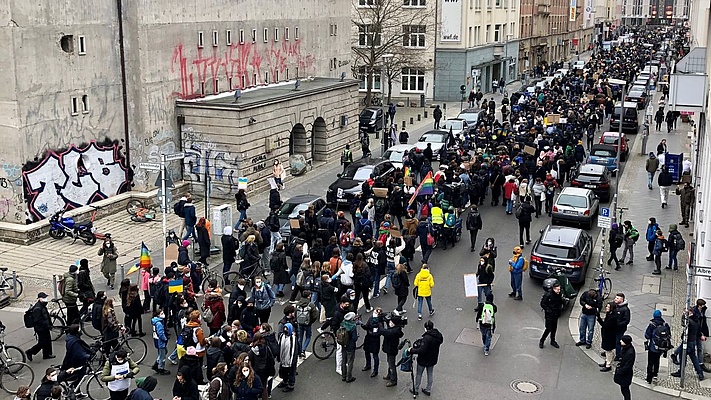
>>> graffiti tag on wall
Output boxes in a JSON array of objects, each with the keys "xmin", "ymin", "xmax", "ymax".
[
  {"xmin": 182, "ymin": 127, "xmax": 241, "ymax": 196},
  {"xmin": 170, "ymin": 37, "xmax": 316, "ymax": 100},
  {"xmin": 0, "ymin": 163, "xmax": 26, "ymax": 223},
  {"xmin": 22, "ymin": 140, "xmax": 130, "ymax": 221}
]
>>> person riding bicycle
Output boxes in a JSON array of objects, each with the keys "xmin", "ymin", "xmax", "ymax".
[{"xmin": 61, "ymin": 325, "xmax": 93, "ymax": 386}]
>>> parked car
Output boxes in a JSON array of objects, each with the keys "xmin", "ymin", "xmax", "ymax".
[
  {"xmin": 572, "ymin": 60, "xmax": 586, "ymax": 70},
  {"xmin": 586, "ymin": 144, "xmax": 619, "ymax": 175},
  {"xmin": 598, "ymin": 131, "xmax": 629, "ymax": 161},
  {"xmin": 359, "ymin": 107, "xmax": 384, "ymax": 133},
  {"xmin": 529, "ymin": 225, "xmax": 594, "ymax": 285},
  {"xmin": 609, "ymin": 101, "xmax": 639, "ymax": 133},
  {"xmin": 277, "ymin": 195, "xmax": 326, "ymax": 240},
  {"xmin": 625, "ymin": 88, "xmax": 648, "ymax": 110},
  {"xmin": 443, "ymin": 118, "xmax": 469, "ymax": 137},
  {"xmin": 381, "ymin": 144, "xmax": 415, "ymax": 169},
  {"xmin": 414, "ymin": 130, "xmax": 449, "ymax": 160},
  {"xmin": 570, "ymin": 164, "xmax": 612, "ymax": 202},
  {"xmin": 326, "ymin": 160, "xmax": 396, "ymax": 207},
  {"xmin": 551, "ymin": 187, "xmax": 599, "ymax": 229},
  {"xmin": 456, "ymin": 109, "xmax": 481, "ymax": 129}
]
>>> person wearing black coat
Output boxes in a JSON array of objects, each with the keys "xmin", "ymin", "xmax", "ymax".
[
  {"xmin": 577, "ymin": 289, "xmax": 602, "ymax": 348},
  {"xmin": 270, "ymin": 243, "xmax": 290, "ymax": 297},
  {"xmin": 26, "ymin": 292, "xmax": 54, "ymax": 360},
  {"xmin": 614, "ymin": 335, "xmax": 635, "ymax": 400},
  {"xmin": 475, "ymin": 259, "xmax": 494, "ymax": 305},
  {"xmin": 392, "ymin": 264, "xmax": 410, "ymax": 312},
  {"xmin": 268, "ymin": 188, "xmax": 282, "ymax": 212},
  {"xmin": 657, "ymin": 165, "xmax": 673, "ymax": 208},
  {"xmin": 517, "ymin": 197, "xmax": 535, "ymax": 247},
  {"xmin": 408, "ymin": 320, "xmax": 443, "ymax": 396},
  {"xmin": 172, "ymin": 367, "xmax": 200, "ymax": 400},
  {"xmin": 598, "ymin": 302, "xmax": 618, "ymax": 371},
  {"xmin": 361, "ymin": 310, "xmax": 382, "ymax": 377},
  {"xmin": 196, "ymin": 218, "xmax": 211, "ymax": 265},
  {"xmin": 221, "ymin": 227, "xmax": 238, "ymax": 274},
  {"xmin": 178, "ymin": 242, "xmax": 191, "ymax": 266},
  {"xmin": 466, "ymin": 205, "xmax": 483, "ymax": 251},
  {"xmin": 539, "ymin": 283, "xmax": 563, "ymax": 349},
  {"xmin": 380, "ymin": 319, "xmax": 404, "ymax": 387},
  {"xmin": 479, "ymin": 238, "xmax": 497, "ymax": 271}
]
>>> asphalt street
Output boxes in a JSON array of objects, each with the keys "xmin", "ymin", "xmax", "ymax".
[{"xmin": 0, "ymin": 105, "xmax": 674, "ymax": 400}]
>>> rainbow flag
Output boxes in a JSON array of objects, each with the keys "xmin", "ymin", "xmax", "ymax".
[
  {"xmin": 408, "ymin": 171, "xmax": 434, "ymax": 205},
  {"xmin": 403, "ymin": 166, "xmax": 411, "ymax": 177},
  {"xmin": 127, "ymin": 242, "xmax": 151, "ymax": 275}
]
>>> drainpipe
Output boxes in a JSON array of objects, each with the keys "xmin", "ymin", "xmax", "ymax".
[
  {"xmin": 116, "ymin": 0, "xmax": 131, "ymax": 168},
  {"xmin": 432, "ymin": 0, "xmax": 439, "ymax": 101}
]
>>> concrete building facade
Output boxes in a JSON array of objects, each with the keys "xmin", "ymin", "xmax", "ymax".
[
  {"xmin": 620, "ymin": 0, "xmax": 690, "ymax": 26},
  {"xmin": 0, "ymin": 0, "xmax": 352, "ymax": 224},
  {"xmin": 434, "ymin": 0, "xmax": 521, "ymax": 101}
]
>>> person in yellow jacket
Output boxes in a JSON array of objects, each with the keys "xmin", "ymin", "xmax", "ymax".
[
  {"xmin": 430, "ymin": 203, "xmax": 444, "ymax": 247},
  {"xmin": 414, "ymin": 264, "xmax": 435, "ymax": 321}
]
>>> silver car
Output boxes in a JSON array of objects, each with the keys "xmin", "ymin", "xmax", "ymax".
[{"xmin": 551, "ymin": 187, "xmax": 599, "ymax": 230}]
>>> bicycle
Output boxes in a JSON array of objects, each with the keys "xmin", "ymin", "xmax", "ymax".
[
  {"xmin": 201, "ymin": 265, "xmax": 226, "ymax": 293},
  {"xmin": 88, "ymin": 329, "xmax": 147, "ymax": 371},
  {"xmin": 0, "ymin": 267, "xmax": 22, "ymax": 299},
  {"xmin": 0, "ymin": 323, "xmax": 34, "ymax": 394},
  {"xmin": 48, "ymin": 299, "xmax": 101, "ymax": 341},
  {"xmin": 33, "ymin": 348, "xmax": 111, "ymax": 400},
  {"xmin": 594, "ymin": 266, "xmax": 612, "ymax": 300},
  {"xmin": 312, "ymin": 316, "xmax": 364, "ymax": 360},
  {"xmin": 0, "ymin": 322, "xmax": 26, "ymax": 371},
  {"xmin": 126, "ymin": 199, "xmax": 156, "ymax": 223},
  {"xmin": 224, "ymin": 261, "xmax": 268, "ymax": 292}
]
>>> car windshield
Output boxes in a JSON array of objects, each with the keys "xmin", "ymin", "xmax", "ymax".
[
  {"xmin": 419, "ymin": 133, "xmax": 446, "ymax": 143},
  {"xmin": 591, "ymin": 149, "xmax": 616, "ymax": 157},
  {"xmin": 575, "ymin": 173, "xmax": 604, "ymax": 183},
  {"xmin": 628, "ymin": 91, "xmax": 644, "ymax": 97},
  {"xmin": 445, "ymin": 121, "xmax": 463, "ymax": 130},
  {"xmin": 602, "ymin": 136, "xmax": 620, "ymax": 145},
  {"xmin": 382, "ymin": 150, "xmax": 405, "ymax": 163},
  {"xmin": 360, "ymin": 110, "xmax": 374, "ymax": 119},
  {"xmin": 341, "ymin": 165, "xmax": 373, "ymax": 180},
  {"xmin": 537, "ymin": 243, "xmax": 577, "ymax": 259},
  {"xmin": 278, "ymin": 202, "xmax": 308, "ymax": 219},
  {"xmin": 630, "ymin": 86, "xmax": 645, "ymax": 92},
  {"xmin": 556, "ymin": 194, "xmax": 588, "ymax": 208},
  {"xmin": 458, "ymin": 113, "xmax": 478, "ymax": 122}
]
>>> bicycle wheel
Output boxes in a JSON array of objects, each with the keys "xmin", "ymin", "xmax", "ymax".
[
  {"xmin": 3, "ymin": 346, "xmax": 26, "ymax": 370},
  {"xmin": 202, "ymin": 272, "xmax": 225, "ymax": 293},
  {"xmin": 602, "ymin": 277, "xmax": 612, "ymax": 300},
  {"xmin": 50, "ymin": 315, "xmax": 66, "ymax": 341},
  {"xmin": 223, "ymin": 271, "xmax": 242, "ymax": 293},
  {"xmin": 2, "ymin": 278, "xmax": 22, "ymax": 299},
  {"xmin": 0, "ymin": 361, "xmax": 35, "ymax": 394},
  {"xmin": 121, "ymin": 337, "xmax": 147, "ymax": 364},
  {"xmin": 85, "ymin": 373, "xmax": 110, "ymax": 400},
  {"xmin": 126, "ymin": 199, "xmax": 143, "ymax": 215},
  {"xmin": 312, "ymin": 331, "xmax": 336, "ymax": 360},
  {"xmin": 81, "ymin": 319, "xmax": 102, "ymax": 340}
]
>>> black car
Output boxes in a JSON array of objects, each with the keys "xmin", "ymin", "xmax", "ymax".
[
  {"xmin": 359, "ymin": 107, "xmax": 384, "ymax": 133},
  {"xmin": 326, "ymin": 159, "xmax": 396, "ymax": 207},
  {"xmin": 277, "ymin": 195, "xmax": 327, "ymax": 240},
  {"xmin": 625, "ymin": 89, "xmax": 648, "ymax": 110},
  {"xmin": 570, "ymin": 164, "xmax": 612, "ymax": 202},
  {"xmin": 529, "ymin": 225, "xmax": 593, "ymax": 285},
  {"xmin": 609, "ymin": 101, "xmax": 639, "ymax": 133}
]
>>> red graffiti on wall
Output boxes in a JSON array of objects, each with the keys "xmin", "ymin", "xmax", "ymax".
[{"xmin": 170, "ymin": 37, "xmax": 316, "ymax": 100}]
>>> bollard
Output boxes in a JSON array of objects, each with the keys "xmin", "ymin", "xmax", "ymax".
[
  {"xmin": 12, "ymin": 270, "xmax": 17, "ymax": 299},
  {"xmin": 410, "ymin": 117, "xmax": 414, "ymax": 125},
  {"xmin": 424, "ymin": 110, "xmax": 428, "ymax": 118},
  {"xmin": 52, "ymin": 275, "xmax": 58, "ymax": 300},
  {"xmin": 417, "ymin": 114, "xmax": 421, "ymax": 121},
  {"xmin": 120, "ymin": 264, "xmax": 125, "ymax": 282},
  {"xmin": 402, "ymin": 120, "xmax": 406, "ymax": 129}
]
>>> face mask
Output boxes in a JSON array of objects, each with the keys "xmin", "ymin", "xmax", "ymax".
[
  {"xmin": 242, "ymin": 370, "xmax": 250, "ymax": 378},
  {"xmin": 255, "ymin": 281, "xmax": 262, "ymax": 287},
  {"xmin": 480, "ymin": 261, "xmax": 485, "ymax": 266},
  {"xmin": 238, "ymin": 284, "xmax": 245, "ymax": 290},
  {"xmin": 159, "ymin": 313, "xmax": 165, "ymax": 319},
  {"xmin": 40, "ymin": 298, "xmax": 48, "ymax": 303},
  {"xmin": 49, "ymin": 374, "xmax": 58, "ymax": 382}
]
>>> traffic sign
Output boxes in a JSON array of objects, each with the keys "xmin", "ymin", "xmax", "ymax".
[
  {"xmin": 598, "ymin": 207, "xmax": 611, "ymax": 228},
  {"xmin": 154, "ymin": 169, "xmax": 175, "ymax": 188},
  {"xmin": 600, "ymin": 207, "xmax": 610, "ymax": 218},
  {"xmin": 164, "ymin": 152, "xmax": 186, "ymax": 162},
  {"xmin": 139, "ymin": 162, "xmax": 161, "ymax": 170},
  {"xmin": 693, "ymin": 266, "xmax": 711, "ymax": 278}
]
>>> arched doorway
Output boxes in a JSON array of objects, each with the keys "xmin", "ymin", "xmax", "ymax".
[
  {"xmin": 289, "ymin": 123, "xmax": 309, "ymax": 158},
  {"xmin": 312, "ymin": 117, "xmax": 328, "ymax": 162}
]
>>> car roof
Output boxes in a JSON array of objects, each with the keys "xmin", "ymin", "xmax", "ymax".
[
  {"xmin": 559, "ymin": 187, "xmax": 594, "ymax": 196},
  {"xmin": 283, "ymin": 194, "xmax": 321, "ymax": 205},
  {"xmin": 628, "ymin": 89, "xmax": 645, "ymax": 95},
  {"xmin": 421, "ymin": 130, "xmax": 448, "ymax": 136},
  {"xmin": 590, "ymin": 144, "xmax": 617, "ymax": 152},
  {"xmin": 578, "ymin": 164, "xmax": 607, "ymax": 174},
  {"xmin": 541, "ymin": 225, "xmax": 583, "ymax": 247},
  {"xmin": 614, "ymin": 102, "xmax": 639, "ymax": 108},
  {"xmin": 601, "ymin": 131, "xmax": 624, "ymax": 137},
  {"xmin": 446, "ymin": 118, "xmax": 466, "ymax": 123},
  {"xmin": 459, "ymin": 108, "xmax": 479, "ymax": 114},
  {"xmin": 362, "ymin": 107, "xmax": 381, "ymax": 112},
  {"xmin": 385, "ymin": 144, "xmax": 415, "ymax": 152}
]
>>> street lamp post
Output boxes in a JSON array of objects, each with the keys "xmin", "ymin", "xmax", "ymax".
[
  {"xmin": 608, "ymin": 79, "xmax": 627, "ymax": 224},
  {"xmin": 380, "ymin": 53, "xmax": 393, "ymax": 157},
  {"xmin": 505, "ymin": 33, "xmax": 514, "ymax": 84}
]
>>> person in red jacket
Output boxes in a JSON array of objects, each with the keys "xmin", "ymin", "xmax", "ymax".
[
  {"xmin": 503, "ymin": 178, "xmax": 518, "ymax": 215},
  {"xmin": 204, "ymin": 284, "xmax": 226, "ymax": 335}
]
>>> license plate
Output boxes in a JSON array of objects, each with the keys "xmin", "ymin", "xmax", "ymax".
[
  {"xmin": 336, "ymin": 199, "xmax": 348, "ymax": 203},
  {"xmin": 584, "ymin": 184, "xmax": 596, "ymax": 189},
  {"xmin": 563, "ymin": 210, "xmax": 578, "ymax": 215}
]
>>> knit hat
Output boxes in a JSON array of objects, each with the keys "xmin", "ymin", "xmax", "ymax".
[
  {"xmin": 653, "ymin": 310, "xmax": 662, "ymax": 318},
  {"xmin": 69, "ymin": 265, "xmax": 78, "ymax": 273},
  {"xmin": 621, "ymin": 335, "xmax": 632, "ymax": 345},
  {"xmin": 181, "ymin": 240, "xmax": 190, "ymax": 247}
]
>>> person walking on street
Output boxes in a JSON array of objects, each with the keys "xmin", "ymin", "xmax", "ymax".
[
  {"xmin": 667, "ymin": 224, "xmax": 684, "ymax": 271},
  {"xmin": 693, "ymin": 299, "xmax": 711, "ymax": 373},
  {"xmin": 475, "ymin": 292, "xmax": 497, "ymax": 356},
  {"xmin": 499, "ymin": 77, "xmax": 505, "ymax": 94},
  {"xmin": 380, "ymin": 314, "xmax": 404, "ymax": 388},
  {"xmin": 98, "ymin": 235, "xmax": 118, "ymax": 290},
  {"xmin": 598, "ymin": 302, "xmax": 618, "ymax": 372},
  {"xmin": 652, "ymin": 229, "xmax": 667, "ymax": 275},
  {"xmin": 676, "ymin": 182, "xmax": 695, "ymax": 228},
  {"xmin": 508, "ymin": 246, "xmax": 525, "ymax": 300},
  {"xmin": 614, "ymin": 335, "xmax": 636, "ymax": 400},
  {"xmin": 392, "ymin": 264, "xmax": 410, "ymax": 313},
  {"xmin": 539, "ymin": 282, "xmax": 563, "ymax": 349},
  {"xmin": 644, "ymin": 310, "xmax": 671, "ymax": 384},
  {"xmin": 658, "ymin": 165, "xmax": 673, "ymax": 208},
  {"xmin": 234, "ymin": 189, "xmax": 250, "ymax": 230},
  {"xmin": 577, "ymin": 289, "xmax": 602, "ymax": 349},
  {"xmin": 181, "ymin": 198, "xmax": 197, "ymax": 241},
  {"xmin": 408, "ymin": 320, "xmax": 443, "ymax": 397},
  {"xmin": 361, "ymin": 308, "xmax": 382, "ymax": 378},
  {"xmin": 516, "ymin": 197, "xmax": 535, "ymax": 248},
  {"xmin": 341, "ymin": 144, "xmax": 353, "ymax": 172},
  {"xmin": 645, "ymin": 217, "xmax": 660, "ymax": 261},
  {"xmin": 476, "ymin": 258, "xmax": 494, "ymax": 305},
  {"xmin": 25, "ymin": 292, "xmax": 54, "ymax": 361},
  {"xmin": 620, "ymin": 220, "xmax": 639, "ymax": 265},
  {"xmin": 433, "ymin": 106, "xmax": 442, "ymax": 130},
  {"xmin": 645, "ymin": 153, "xmax": 660, "ymax": 190},
  {"xmin": 272, "ymin": 159, "xmax": 285, "ymax": 190},
  {"xmin": 665, "ymin": 111, "xmax": 674, "ymax": 133},
  {"xmin": 466, "ymin": 205, "xmax": 483, "ymax": 252},
  {"xmin": 413, "ymin": 264, "xmax": 435, "ymax": 321},
  {"xmin": 657, "ymin": 138, "xmax": 668, "ymax": 156},
  {"xmin": 398, "ymin": 126, "xmax": 409, "ymax": 144},
  {"xmin": 614, "ymin": 293, "xmax": 631, "ymax": 360},
  {"xmin": 654, "ymin": 108, "xmax": 664, "ymax": 131},
  {"xmin": 277, "ymin": 323, "xmax": 299, "ymax": 391},
  {"xmin": 607, "ymin": 223, "xmax": 623, "ymax": 270},
  {"xmin": 671, "ymin": 309, "xmax": 706, "ymax": 381}
]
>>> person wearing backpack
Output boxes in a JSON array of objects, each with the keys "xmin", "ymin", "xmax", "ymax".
[
  {"xmin": 182, "ymin": 198, "xmax": 197, "ymax": 241},
  {"xmin": 295, "ymin": 291, "xmax": 318, "ymax": 357},
  {"xmin": 341, "ymin": 144, "xmax": 353, "ymax": 172},
  {"xmin": 620, "ymin": 220, "xmax": 639, "ymax": 266},
  {"xmin": 204, "ymin": 290, "xmax": 226, "ymax": 336},
  {"xmin": 174, "ymin": 195, "xmax": 188, "ymax": 237},
  {"xmin": 129, "ymin": 376, "xmax": 158, "ymax": 400},
  {"xmin": 667, "ymin": 224, "xmax": 684, "ymax": 271},
  {"xmin": 181, "ymin": 311, "xmax": 207, "ymax": 382},
  {"xmin": 25, "ymin": 292, "xmax": 53, "ymax": 361},
  {"xmin": 645, "ymin": 217, "xmax": 660, "ymax": 261},
  {"xmin": 408, "ymin": 320, "xmax": 443, "ymax": 396},
  {"xmin": 652, "ymin": 229, "xmax": 667, "ymax": 275},
  {"xmin": 393, "ymin": 263, "xmax": 410, "ymax": 313},
  {"xmin": 644, "ymin": 310, "xmax": 671, "ymax": 384},
  {"xmin": 670, "ymin": 309, "xmax": 706, "ymax": 381},
  {"xmin": 234, "ymin": 189, "xmax": 250, "ymax": 231},
  {"xmin": 250, "ymin": 276, "xmax": 276, "ymax": 325},
  {"xmin": 607, "ymin": 223, "xmax": 624, "ymax": 270},
  {"xmin": 476, "ymin": 259, "xmax": 494, "ymax": 305},
  {"xmin": 475, "ymin": 292, "xmax": 497, "ymax": 356}
]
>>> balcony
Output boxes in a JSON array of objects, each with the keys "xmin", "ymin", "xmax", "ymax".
[{"xmin": 537, "ymin": 4, "xmax": 550, "ymax": 15}]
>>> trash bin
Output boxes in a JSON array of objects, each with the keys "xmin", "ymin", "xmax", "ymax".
[{"xmin": 420, "ymin": 94, "xmax": 425, "ymax": 108}]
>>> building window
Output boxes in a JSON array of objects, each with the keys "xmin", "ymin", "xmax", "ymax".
[
  {"xmin": 251, "ymin": 29, "xmax": 256, "ymax": 43},
  {"xmin": 295, "ymin": 27, "xmax": 299, "ymax": 40},
  {"xmin": 403, "ymin": 25, "xmax": 426, "ymax": 47},
  {"xmin": 475, "ymin": 0, "xmax": 481, "ymax": 9},
  {"xmin": 214, "ymin": 78, "xmax": 219, "ymax": 93},
  {"xmin": 241, "ymin": 75, "xmax": 246, "ymax": 89},
  {"xmin": 226, "ymin": 30, "xmax": 232, "ymax": 45},
  {"xmin": 358, "ymin": 24, "xmax": 382, "ymax": 47},
  {"xmin": 239, "ymin": 29, "xmax": 244, "ymax": 44},
  {"xmin": 274, "ymin": 28, "xmax": 279, "ymax": 42},
  {"xmin": 264, "ymin": 72, "xmax": 269, "ymax": 84},
  {"xmin": 285, "ymin": 27, "xmax": 289, "ymax": 40},
  {"xmin": 494, "ymin": 24, "xmax": 501, "ymax": 42},
  {"xmin": 495, "ymin": 0, "xmax": 501, "ymax": 6},
  {"xmin": 60, "ymin": 35, "xmax": 74, "ymax": 53},
  {"xmin": 468, "ymin": 27, "xmax": 472, "ymax": 47},
  {"xmin": 70, "ymin": 97, "xmax": 79, "ymax": 116},
  {"xmin": 329, "ymin": 24, "xmax": 338, "ymax": 36},
  {"xmin": 358, "ymin": 0, "xmax": 380, "ymax": 5},
  {"xmin": 78, "ymin": 36, "xmax": 86, "ymax": 55},
  {"xmin": 401, "ymin": 68, "xmax": 425, "ymax": 92},
  {"xmin": 357, "ymin": 66, "xmax": 381, "ymax": 90},
  {"xmin": 263, "ymin": 28, "xmax": 268, "ymax": 42},
  {"xmin": 198, "ymin": 31, "xmax": 204, "ymax": 48},
  {"xmin": 81, "ymin": 95, "xmax": 89, "ymax": 113},
  {"xmin": 212, "ymin": 31, "xmax": 219, "ymax": 47},
  {"xmin": 485, "ymin": 25, "xmax": 490, "ymax": 43},
  {"xmin": 403, "ymin": 0, "xmax": 425, "ymax": 6}
]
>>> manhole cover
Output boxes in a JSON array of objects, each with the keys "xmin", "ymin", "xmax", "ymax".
[{"xmin": 510, "ymin": 379, "xmax": 543, "ymax": 394}]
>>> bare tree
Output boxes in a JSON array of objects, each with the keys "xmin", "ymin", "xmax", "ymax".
[{"xmin": 351, "ymin": 0, "xmax": 434, "ymax": 106}]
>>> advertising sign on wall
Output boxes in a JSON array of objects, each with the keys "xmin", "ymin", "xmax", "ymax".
[
  {"xmin": 441, "ymin": 0, "xmax": 462, "ymax": 42},
  {"xmin": 569, "ymin": 0, "xmax": 577, "ymax": 22}
]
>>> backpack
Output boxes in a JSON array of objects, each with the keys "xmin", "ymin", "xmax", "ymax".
[
  {"xmin": 202, "ymin": 304, "xmax": 214, "ymax": 324},
  {"xmin": 296, "ymin": 304, "xmax": 311, "ymax": 326},
  {"xmin": 514, "ymin": 203, "xmax": 523, "ymax": 219},
  {"xmin": 614, "ymin": 233, "xmax": 624, "ymax": 248},
  {"xmin": 339, "ymin": 231, "xmax": 351, "ymax": 247},
  {"xmin": 660, "ymin": 238, "xmax": 669, "ymax": 252},
  {"xmin": 173, "ymin": 201, "xmax": 185, "ymax": 217},
  {"xmin": 200, "ymin": 377, "xmax": 222, "ymax": 400},
  {"xmin": 481, "ymin": 303, "xmax": 495, "ymax": 325},
  {"xmin": 522, "ymin": 258, "xmax": 529, "ymax": 272},
  {"xmin": 58, "ymin": 277, "xmax": 66, "ymax": 296},
  {"xmin": 651, "ymin": 322, "xmax": 673, "ymax": 351},
  {"xmin": 336, "ymin": 325, "xmax": 349, "ymax": 346},
  {"xmin": 628, "ymin": 228, "xmax": 640, "ymax": 242},
  {"xmin": 445, "ymin": 213, "xmax": 456, "ymax": 227},
  {"xmin": 23, "ymin": 304, "xmax": 35, "ymax": 328},
  {"xmin": 391, "ymin": 272, "xmax": 401, "ymax": 289},
  {"xmin": 304, "ymin": 274, "xmax": 315, "ymax": 291},
  {"xmin": 178, "ymin": 326, "xmax": 197, "ymax": 347},
  {"xmin": 674, "ymin": 233, "xmax": 686, "ymax": 251}
]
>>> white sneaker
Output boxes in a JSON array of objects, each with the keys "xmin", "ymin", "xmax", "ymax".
[{"xmin": 400, "ymin": 309, "xmax": 407, "ymax": 313}]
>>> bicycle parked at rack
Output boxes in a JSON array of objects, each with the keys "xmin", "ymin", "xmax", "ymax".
[
  {"xmin": 312, "ymin": 316, "xmax": 364, "ymax": 360},
  {"xmin": 0, "ymin": 267, "xmax": 22, "ymax": 299},
  {"xmin": 594, "ymin": 266, "xmax": 612, "ymax": 300},
  {"xmin": 0, "ymin": 323, "xmax": 34, "ymax": 394}
]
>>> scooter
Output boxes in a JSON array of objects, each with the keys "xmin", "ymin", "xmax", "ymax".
[
  {"xmin": 542, "ymin": 268, "xmax": 577, "ymax": 309},
  {"xmin": 48, "ymin": 211, "xmax": 97, "ymax": 245}
]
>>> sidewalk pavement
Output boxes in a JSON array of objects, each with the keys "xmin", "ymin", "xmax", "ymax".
[{"xmin": 567, "ymin": 89, "xmax": 709, "ymax": 398}]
